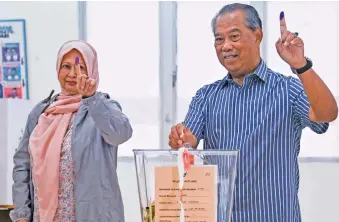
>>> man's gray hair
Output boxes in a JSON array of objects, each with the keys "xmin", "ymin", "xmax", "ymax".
[{"xmin": 211, "ymin": 3, "xmax": 262, "ymax": 34}]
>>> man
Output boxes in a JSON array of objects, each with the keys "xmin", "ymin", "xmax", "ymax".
[{"xmin": 169, "ymin": 3, "xmax": 338, "ymax": 222}]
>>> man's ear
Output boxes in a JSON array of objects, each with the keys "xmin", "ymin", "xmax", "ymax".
[{"xmin": 254, "ymin": 28, "xmax": 263, "ymax": 44}]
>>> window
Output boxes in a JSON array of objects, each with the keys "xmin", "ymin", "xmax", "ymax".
[
  {"xmin": 176, "ymin": 1, "xmax": 250, "ymax": 149},
  {"xmin": 87, "ymin": 2, "xmax": 159, "ymax": 156},
  {"xmin": 265, "ymin": 2, "xmax": 339, "ymax": 157}
]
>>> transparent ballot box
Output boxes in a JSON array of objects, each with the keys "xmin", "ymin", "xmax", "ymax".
[{"xmin": 133, "ymin": 149, "xmax": 239, "ymax": 222}]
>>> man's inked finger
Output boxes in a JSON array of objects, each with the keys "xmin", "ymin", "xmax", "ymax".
[
  {"xmin": 281, "ymin": 30, "xmax": 290, "ymax": 44},
  {"xmin": 279, "ymin": 11, "xmax": 287, "ymax": 37}
]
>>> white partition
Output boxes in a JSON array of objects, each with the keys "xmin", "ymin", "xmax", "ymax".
[{"xmin": 0, "ymin": 99, "xmax": 33, "ymax": 205}]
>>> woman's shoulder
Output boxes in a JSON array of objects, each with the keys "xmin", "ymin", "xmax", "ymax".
[
  {"xmin": 29, "ymin": 90, "xmax": 58, "ymax": 119},
  {"xmin": 96, "ymin": 91, "xmax": 111, "ymax": 99}
]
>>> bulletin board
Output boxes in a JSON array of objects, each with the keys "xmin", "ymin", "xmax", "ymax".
[{"xmin": 0, "ymin": 19, "xmax": 29, "ymax": 100}]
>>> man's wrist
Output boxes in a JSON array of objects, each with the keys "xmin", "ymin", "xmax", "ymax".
[
  {"xmin": 290, "ymin": 58, "xmax": 307, "ymax": 70},
  {"xmin": 291, "ymin": 57, "xmax": 312, "ymax": 75}
]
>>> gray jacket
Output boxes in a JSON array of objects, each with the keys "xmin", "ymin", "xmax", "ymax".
[{"xmin": 10, "ymin": 92, "xmax": 133, "ymax": 222}]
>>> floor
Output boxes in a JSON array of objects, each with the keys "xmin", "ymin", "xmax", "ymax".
[{"xmin": 0, "ymin": 209, "xmax": 11, "ymax": 222}]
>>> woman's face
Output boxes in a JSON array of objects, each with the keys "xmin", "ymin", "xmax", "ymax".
[{"xmin": 58, "ymin": 49, "xmax": 88, "ymax": 95}]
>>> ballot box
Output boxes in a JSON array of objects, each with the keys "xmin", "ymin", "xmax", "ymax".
[{"xmin": 133, "ymin": 148, "xmax": 239, "ymax": 222}]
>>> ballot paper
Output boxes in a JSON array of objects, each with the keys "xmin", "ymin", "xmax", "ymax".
[{"xmin": 154, "ymin": 165, "xmax": 218, "ymax": 222}]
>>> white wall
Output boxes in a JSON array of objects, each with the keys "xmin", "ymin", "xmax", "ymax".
[
  {"xmin": 86, "ymin": 1, "xmax": 161, "ymax": 157},
  {"xmin": 0, "ymin": 1, "xmax": 79, "ymax": 105},
  {"xmin": 265, "ymin": 1, "xmax": 339, "ymax": 158}
]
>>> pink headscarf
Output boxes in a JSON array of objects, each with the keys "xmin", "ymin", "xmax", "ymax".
[{"xmin": 29, "ymin": 40, "xmax": 99, "ymax": 221}]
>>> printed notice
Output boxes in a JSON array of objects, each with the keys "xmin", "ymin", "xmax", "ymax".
[
  {"xmin": 154, "ymin": 165, "xmax": 218, "ymax": 222},
  {"xmin": 0, "ymin": 20, "xmax": 29, "ymax": 100}
]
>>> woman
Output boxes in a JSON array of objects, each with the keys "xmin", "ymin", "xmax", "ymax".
[{"xmin": 10, "ymin": 40, "xmax": 133, "ymax": 222}]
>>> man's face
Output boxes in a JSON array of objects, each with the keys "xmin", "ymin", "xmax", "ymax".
[{"xmin": 214, "ymin": 10, "xmax": 262, "ymax": 77}]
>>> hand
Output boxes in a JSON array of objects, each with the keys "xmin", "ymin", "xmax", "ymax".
[
  {"xmin": 76, "ymin": 63, "xmax": 97, "ymax": 97},
  {"xmin": 17, "ymin": 220, "xmax": 28, "ymax": 222},
  {"xmin": 275, "ymin": 11, "xmax": 306, "ymax": 69},
  {"xmin": 168, "ymin": 123, "xmax": 197, "ymax": 149}
]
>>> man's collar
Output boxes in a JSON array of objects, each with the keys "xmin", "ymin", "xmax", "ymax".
[
  {"xmin": 253, "ymin": 59, "xmax": 268, "ymax": 82},
  {"xmin": 221, "ymin": 58, "xmax": 269, "ymax": 86}
]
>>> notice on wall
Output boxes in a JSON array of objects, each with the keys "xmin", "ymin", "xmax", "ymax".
[
  {"xmin": 154, "ymin": 165, "xmax": 218, "ymax": 222},
  {"xmin": 0, "ymin": 19, "xmax": 29, "ymax": 99}
]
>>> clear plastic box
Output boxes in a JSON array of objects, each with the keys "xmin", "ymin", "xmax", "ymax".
[{"xmin": 133, "ymin": 149, "xmax": 239, "ymax": 222}]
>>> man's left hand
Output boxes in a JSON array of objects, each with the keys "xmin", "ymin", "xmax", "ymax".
[
  {"xmin": 275, "ymin": 11, "xmax": 306, "ymax": 69},
  {"xmin": 76, "ymin": 64, "xmax": 97, "ymax": 97}
]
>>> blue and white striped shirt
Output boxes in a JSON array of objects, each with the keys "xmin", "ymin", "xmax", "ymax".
[{"xmin": 183, "ymin": 59, "xmax": 329, "ymax": 222}]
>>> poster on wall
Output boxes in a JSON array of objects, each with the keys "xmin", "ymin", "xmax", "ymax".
[{"xmin": 0, "ymin": 19, "xmax": 29, "ymax": 100}]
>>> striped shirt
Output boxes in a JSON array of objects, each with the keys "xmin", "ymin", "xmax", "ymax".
[{"xmin": 183, "ymin": 59, "xmax": 329, "ymax": 222}]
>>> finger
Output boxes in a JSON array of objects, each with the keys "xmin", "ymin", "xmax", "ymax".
[
  {"xmin": 84, "ymin": 79, "xmax": 90, "ymax": 93},
  {"xmin": 170, "ymin": 126, "xmax": 180, "ymax": 141},
  {"xmin": 176, "ymin": 124, "xmax": 187, "ymax": 139},
  {"xmin": 169, "ymin": 136, "xmax": 180, "ymax": 148},
  {"xmin": 283, "ymin": 32, "xmax": 297, "ymax": 46},
  {"xmin": 281, "ymin": 30, "xmax": 291, "ymax": 44},
  {"xmin": 75, "ymin": 57, "xmax": 82, "ymax": 76},
  {"xmin": 76, "ymin": 71, "xmax": 82, "ymax": 90},
  {"xmin": 79, "ymin": 75, "xmax": 85, "ymax": 90},
  {"xmin": 87, "ymin": 79, "xmax": 96, "ymax": 92},
  {"xmin": 83, "ymin": 78, "xmax": 90, "ymax": 93},
  {"xmin": 75, "ymin": 56, "xmax": 85, "ymax": 90},
  {"xmin": 171, "ymin": 138, "xmax": 182, "ymax": 148},
  {"xmin": 80, "ymin": 75, "xmax": 87, "ymax": 90},
  {"xmin": 275, "ymin": 38, "xmax": 283, "ymax": 53},
  {"xmin": 291, "ymin": 36, "xmax": 303, "ymax": 46},
  {"xmin": 169, "ymin": 140, "xmax": 179, "ymax": 149},
  {"xmin": 279, "ymin": 11, "xmax": 287, "ymax": 37}
]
